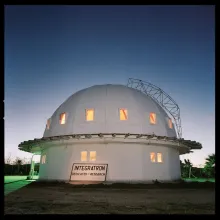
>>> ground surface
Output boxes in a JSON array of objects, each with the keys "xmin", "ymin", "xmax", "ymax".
[{"xmin": 5, "ymin": 181, "xmax": 215, "ymax": 214}]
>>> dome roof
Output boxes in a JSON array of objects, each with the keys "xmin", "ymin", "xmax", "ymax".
[{"xmin": 43, "ymin": 84, "xmax": 177, "ymax": 138}]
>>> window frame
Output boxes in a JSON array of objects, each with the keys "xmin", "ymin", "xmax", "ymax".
[
  {"xmin": 41, "ymin": 155, "xmax": 46, "ymax": 164},
  {"xmin": 150, "ymin": 152, "xmax": 156, "ymax": 163},
  {"xmin": 89, "ymin": 151, "xmax": 96, "ymax": 161},
  {"xmin": 46, "ymin": 118, "xmax": 51, "ymax": 130},
  {"xmin": 149, "ymin": 112, "xmax": 157, "ymax": 125},
  {"xmin": 81, "ymin": 151, "xmax": 88, "ymax": 162},
  {"xmin": 59, "ymin": 112, "xmax": 66, "ymax": 125},
  {"xmin": 85, "ymin": 109, "xmax": 95, "ymax": 121},
  {"xmin": 168, "ymin": 118, "xmax": 173, "ymax": 129},
  {"xmin": 157, "ymin": 153, "xmax": 163, "ymax": 163},
  {"xmin": 150, "ymin": 152, "xmax": 163, "ymax": 163},
  {"xmin": 119, "ymin": 108, "xmax": 128, "ymax": 121}
]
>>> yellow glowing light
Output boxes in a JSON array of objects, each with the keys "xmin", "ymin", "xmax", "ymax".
[
  {"xmin": 119, "ymin": 109, "xmax": 128, "ymax": 120},
  {"xmin": 150, "ymin": 152, "xmax": 156, "ymax": 162},
  {"xmin": 81, "ymin": 151, "xmax": 87, "ymax": 161},
  {"xmin": 150, "ymin": 112, "xmax": 156, "ymax": 124},
  {"xmin": 168, "ymin": 118, "xmax": 173, "ymax": 129},
  {"xmin": 157, "ymin": 153, "xmax": 163, "ymax": 163},
  {"xmin": 86, "ymin": 109, "xmax": 94, "ymax": 121},
  {"xmin": 90, "ymin": 151, "xmax": 96, "ymax": 161},
  {"xmin": 60, "ymin": 113, "xmax": 66, "ymax": 124}
]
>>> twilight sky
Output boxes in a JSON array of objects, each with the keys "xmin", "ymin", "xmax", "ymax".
[{"xmin": 4, "ymin": 5, "xmax": 215, "ymax": 166}]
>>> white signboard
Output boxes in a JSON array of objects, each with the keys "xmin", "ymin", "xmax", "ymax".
[{"xmin": 70, "ymin": 163, "xmax": 108, "ymax": 181}]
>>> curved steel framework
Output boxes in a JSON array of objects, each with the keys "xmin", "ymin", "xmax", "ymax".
[{"xmin": 127, "ymin": 78, "xmax": 182, "ymax": 138}]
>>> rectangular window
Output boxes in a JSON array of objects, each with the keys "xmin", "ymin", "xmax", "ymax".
[
  {"xmin": 81, "ymin": 151, "xmax": 87, "ymax": 161},
  {"xmin": 86, "ymin": 109, "xmax": 94, "ymax": 121},
  {"xmin": 168, "ymin": 118, "xmax": 173, "ymax": 129},
  {"xmin": 60, "ymin": 113, "xmax": 66, "ymax": 124},
  {"xmin": 150, "ymin": 152, "xmax": 156, "ymax": 163},
  {"xmin": 41, "ymin": 155, "xmax": 46, "ymax": 164},
  {"xmin": 149, "ymin": 112, "xmax": 156, "ymax": 125},
  {"xmin": 90, "ymin": 151, "xmax": 96, "ymax": 161},
  {"xmin": 46, "ymin": 119, "xmax": 51, "ymax": 130},
  {"xmin": 157, "ymin": 153, "xmax": 163, "ymax": 163},
  {"xmin": 119, "ymin": 109, "xmax": 128, "ymax": 120}
]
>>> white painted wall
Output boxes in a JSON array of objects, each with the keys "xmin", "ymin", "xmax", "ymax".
[
  {"xmin": 39, "ymin": 84, "xmax": 181, "ymax": 182},
  {"xmin": 43, "ymin": 85, "xmax": 177, "ymax": 138},
  {"xmin": 168, "ymin": 148, "xmax": 181, "ymax": 180},
  {"xmin": 38, "ymin": 141, "xmax": 181, "ymax": 182}
]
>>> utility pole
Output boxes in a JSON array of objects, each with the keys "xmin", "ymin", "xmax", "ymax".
[{"xmin": 189, "ymin": 166, "xmax": 192, "ymax": 178}]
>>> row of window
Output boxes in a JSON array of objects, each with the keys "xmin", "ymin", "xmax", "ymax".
[
  {"xmin": 46, "ymin": 109, "xmax": 173, "ymax": 130},
  {"xmin": 41, "ymin": 151, "xmax": 163, "ymax": 164},
  {"xmin": 40, "ymin": 151, "xmax": 96, "ymax": 164},
  {"xmin": 80, "ymin": 151, "xmax": 163, "ymax": 163}
]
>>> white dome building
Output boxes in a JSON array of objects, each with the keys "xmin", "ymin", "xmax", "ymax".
[{"xmin": 19, "ymin": 80, "xmax": 202, "ymax": 183}]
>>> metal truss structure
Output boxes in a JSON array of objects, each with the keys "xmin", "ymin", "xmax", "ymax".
[{"xmin": 127, "ymin": 78, "xmax": 182, "ymax": 139}]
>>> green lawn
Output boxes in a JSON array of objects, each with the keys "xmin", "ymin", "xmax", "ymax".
[
  {"xmin": 183, "ymin": 178, "xmax": 215, "ymax": 183},
  {"xmin": 4, "ymin": 180, "xmax": 33, "ymax": 195},
  {"xmin": 4, "ymin": 176, "xmax": 27, "ymax": 183},
  {"xmin": 4, "ymin": 175, "xmax": 39, "ymax": 184},
  {"xmin": 4, "ymin": 175, "xmax": 39, "ymax": 196}
]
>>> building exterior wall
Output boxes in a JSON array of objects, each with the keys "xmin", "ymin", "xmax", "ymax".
[
  {"xmin": 43, "ymin": 85, "xmax": 177, "ymax": 138},
  {"xmin": 39, "ymin": 142, "xmax": 181, "ymax": 182},
  {"xmin": 168, "ymin": 148, "xmax": 181, "ymax": 180}
]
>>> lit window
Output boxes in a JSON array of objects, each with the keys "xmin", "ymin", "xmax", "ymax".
[
  {"xmin": 86, "ymin": 109, "xmax": 94, "ymax": 121},
  {"xmin": 150, "ymin": 152, "xmax": 156, "ymax": 163},
  {"xmin": 81, "ymin": 151, "xmax": 87, "ymax": 161},
  {"xmin": 157, "ymin": 153, "xmax": 163, "ymax": 163},
  {"xmin": 41, "ymin": 155, "xmax": 46, "ymax": 164},
  {"xmin": 90, "ymin": 151, "xmax": 96, "ymax": 161},
  {"xmin": 119, "ymin": 109, "xmax": 128, "ymax": 120},
  {"xmin": 60, "ymin": 113, "xmax": 66, "ymax": 124},
  {"xmin": 149, "ymin": 112, "xmax": 156, "ymax": 125},
  {"xmin": 46, "ymin": 119, "xmax": 51, "ymax": 130},
  {"xmin": 168, "ymin": 118, "xmax": 173, "ymax": 129}
]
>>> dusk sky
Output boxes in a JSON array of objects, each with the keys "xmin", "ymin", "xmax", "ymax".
[{"xmin": 5, "ymin": 5, "xmax": 215, "ymax": 166}]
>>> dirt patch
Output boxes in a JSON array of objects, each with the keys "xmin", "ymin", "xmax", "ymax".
[{"xmin": 5, "ymin": 182, "xmax": 215, "ymax": 214}]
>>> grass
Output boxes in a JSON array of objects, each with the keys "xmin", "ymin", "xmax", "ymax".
[
  {"xmin": 4, "ymin": 176, "xmax": 28, "ymax": 184},
  {"xmin": 4, "ymin": 175, "xmax": 39, "ymax": 196},
  {"xmin": 4, "ymin": 180, "xmax": 34, "ymax": 196},
  {"xmin": 183, "ymin": 178, "xmax": 215, "ymax": 183},
  {"xmin": 4, "ymin": 175, "xmax": 39, "ymax": 183}
]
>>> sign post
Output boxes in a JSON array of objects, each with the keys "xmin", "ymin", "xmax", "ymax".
[{"xmin": 70, "ymin": 163, "xmax": 108, "ymax": 182}]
